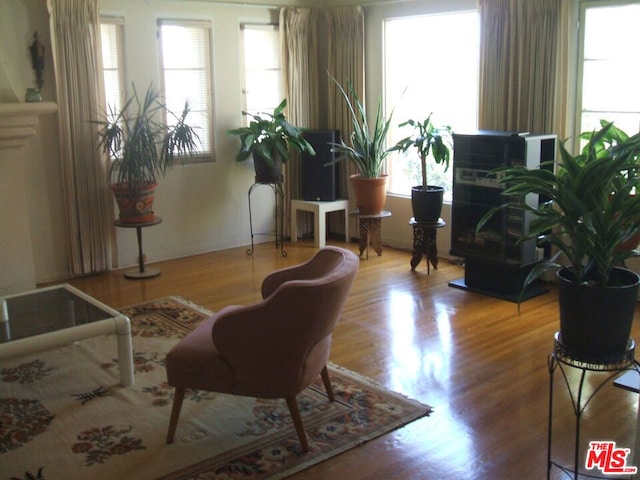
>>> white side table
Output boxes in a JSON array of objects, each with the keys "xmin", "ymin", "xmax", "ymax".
[{"xmin": 291, "ymin": 199, "xmax": 350, "ymax": 248}]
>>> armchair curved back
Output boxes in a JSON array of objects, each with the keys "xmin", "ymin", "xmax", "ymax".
[{"xmin": 212, "ymin": 247, "xmax": 358, "ymax": 398}]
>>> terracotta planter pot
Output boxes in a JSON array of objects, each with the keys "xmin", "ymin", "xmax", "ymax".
[
  {"xmin": 111, "ymin": 182, "xmax": 157, "ymax": 224},
  {"xmin": 350, "ymin": 174, "xmax": 388, "ymax": 214}
]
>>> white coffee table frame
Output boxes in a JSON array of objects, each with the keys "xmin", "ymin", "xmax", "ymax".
[
  {"xmin": 0, "ymin": 284, "xmax": 134, "ymax": 387},
  {"xmin": 291, "ymin": 199, "xmax": 350, "ymax": 248}
]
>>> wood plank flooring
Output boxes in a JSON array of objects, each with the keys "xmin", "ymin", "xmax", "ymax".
[{"xmin": 62, "ymin": 241, "xmax": 640, "ymax": 480}]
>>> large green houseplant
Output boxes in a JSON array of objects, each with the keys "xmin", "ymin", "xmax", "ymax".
[
  {"xmin": 227, "ymin": 99, "xmax": 316, "ymax": 183},
  {"xmin": 391, "ymin": 115, "xmax": 452, "ymax": 222},
  {"xmin": 95, "ymin": 84, "xmax": 200, "ymax": 224},
  {"xmin": 477, "ymin": 120, "xmax": 640, "ymax": 361},
  {"xmin": 327, "ymin": 75, "xmax": 395, "ymax": 214}
]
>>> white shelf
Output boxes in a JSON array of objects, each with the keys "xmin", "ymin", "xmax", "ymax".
[{"xmin": 0, "ymin": 101, "xmax": 57, "ymax": 150}]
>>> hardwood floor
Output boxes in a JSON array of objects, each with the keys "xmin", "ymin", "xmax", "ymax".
[{"xmin": 63, "ymin": 241, "xmax": 640, "ymax": 480}]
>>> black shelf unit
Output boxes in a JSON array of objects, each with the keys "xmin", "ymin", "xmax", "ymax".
[{"xmin": 448, "ymin": 130, "xmax": 557, "ymax": 301}]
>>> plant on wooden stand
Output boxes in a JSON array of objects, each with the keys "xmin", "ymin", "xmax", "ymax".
[
  {"xmin": 477, "ymin": 120, "xmax": 640, "ymax": 362},
  {"xmin": 391, "ymin": 115, "xmax": 452, "ymax": 222},
  {"xmin": 327, "ymin": 75, "xmax": 395, "ymax": 214},
  {"xmin": 95, "ymin": 84, "xmax": 200, "ymax": 224}
]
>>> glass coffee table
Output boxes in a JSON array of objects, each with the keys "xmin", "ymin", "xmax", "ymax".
[{"xmin": 0, "ymin": 284, "xmax": 134, "ymax": 386}]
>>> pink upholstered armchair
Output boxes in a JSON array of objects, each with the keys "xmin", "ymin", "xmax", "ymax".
[{"xmin": 165, "ymin": 246, "xmax": 359, "ymax": 452}]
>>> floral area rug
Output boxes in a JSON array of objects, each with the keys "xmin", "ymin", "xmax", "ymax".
[{"xmin": 0, "ymin": 297, "xmax": 432, "ymax": 480}]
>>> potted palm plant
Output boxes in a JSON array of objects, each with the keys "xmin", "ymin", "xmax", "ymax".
[
  {"xmin": 95, "ymin": 84, "xmax": 200, "ymax": 224},
  {"xmin": 327, "ymin": 76, "xmax": 395, "ymax": 214},
  {"xmin": 227, "ymin": 99, "xmax": 316, "ymax": 183},
  {"xmin": 477, "ymin": 120, "xmax": 640, "ymax": 362},
  {"xmin": 391, "ymin": 115, "xmax": 452, "ymax": 222}
]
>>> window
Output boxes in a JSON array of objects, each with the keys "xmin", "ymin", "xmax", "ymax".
[
  {"xmin": 158, "ymin": 20, "xmax": 213, "ymax": 156},
  {"xmin": 240, "ymin": 24, "xmax": 281, "ymax": 123},
  {"xmin": 578, "ymin": 1, "xmax": 640, "ymax": 136},
  {"xmin": 384, "ymin": 11, "xmax": 480, "ymax": 200},
  {"xmin": 100, "ymin": 17, "xmax": 125, "ymax": 117}
]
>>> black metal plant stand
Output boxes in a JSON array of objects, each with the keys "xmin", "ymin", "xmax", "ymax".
[
  {"xmin": 246, "ymin": 181, "xmax": 286, "ymax": 257},
  {"xmin": 547, "ymin": 332, "xmax": 640, "ymax": 479}
]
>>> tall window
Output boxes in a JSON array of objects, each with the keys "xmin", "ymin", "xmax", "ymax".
[
  {"xmin": 158, "ymin": 20, "xmax": 213, "ymax": 156},
  {"xmin": 240, "ymin": 24, "xmax": 281, "ymax": 123},
  {"xmin": 100, "ymin": 17, "xmax": 125, "ymax": 117},
  {"xmin": 384, "ymin": 11, "xmax": 480, "ymax": 200},
  {"xmin": 578, "ymin": 1, "xmax": 640, "ymax": 136}
]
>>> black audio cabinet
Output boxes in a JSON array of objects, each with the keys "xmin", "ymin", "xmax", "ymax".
[
  {"xmin": 449, "ymin": 131, "xmax": 557, "ymax": 299},
  {"xmin": 301, "ymin": 130, "xmax": 340, "ymax": 201}
]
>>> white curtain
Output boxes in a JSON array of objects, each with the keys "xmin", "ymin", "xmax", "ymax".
[
  {"xmin": 48, "ymin": 0, "xmax": 115, "ymax": 274},
  {"xmin": 478, "ymin": 0, "xmax": 562, "ymax": 135}
]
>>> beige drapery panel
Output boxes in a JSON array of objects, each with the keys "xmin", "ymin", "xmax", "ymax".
[
  {"xmin": 48, "ymin": 0, "xmax": 115, "ymax": 275},
  {"xmin": 552, "ymin": 0, "xmax": 575, "ymax": 146},
  {"xmin": 324, "ymin": 7, "xmax": 364, "ymax": 238},
  {"xmin": 324, "ymin": 6, "xmax": 365, "ymax": 202},
  {"xmin": 280, "ymin": 6, "xmax": 364, "ymax": 239},
  {"xmin": 280, "ymin": 7, "xmax": 313, "ymax": 231},
  {"xmin": 477, "ymin": 0, "xmax": 563, "ymax": 136}
]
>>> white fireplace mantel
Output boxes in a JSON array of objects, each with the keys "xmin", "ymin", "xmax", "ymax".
[
  {"xmin": 0, "ymin": 101, "xmax": 58, "ymax": 295},
  {"xmin": 0, "ymin": 102, "xmax": 58, "ymax": 149}
]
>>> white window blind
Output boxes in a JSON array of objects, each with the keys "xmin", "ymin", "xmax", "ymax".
[
  {"xmin": 100, "ymin": 17, "xmax": 125, "ymax": 117},
  {"xmin": 240, "ymin": 24, "xmax": 281, "ymax": 123},
  {"xmin": 158, "ymin": 19, "xmax": 213, "ymax": 155}
]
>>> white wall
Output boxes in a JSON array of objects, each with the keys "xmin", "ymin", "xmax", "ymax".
[
  {"xmin": 101, "ymin": 0, "xmax": 282, "ymax": 268},
  {"xmin": 0, "ymin": 1, "xmax": 32, "ymax": 101},
  {"xmin": 0, "ymin": 0, "xmax": 65, "ymax": 291}
]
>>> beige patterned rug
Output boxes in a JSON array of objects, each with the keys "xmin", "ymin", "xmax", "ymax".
[{"xmin": 0, "ymin": 297, "xmax": 432, "ymax": 480}]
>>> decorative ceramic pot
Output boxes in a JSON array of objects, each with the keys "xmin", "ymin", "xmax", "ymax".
[
  {"xmin": 111, "ymin": 182, "xmax": 157, "ymax": 224},
  {"xmin": 25, "ymin": 88, "xmax": 42, "ymax": 102}
]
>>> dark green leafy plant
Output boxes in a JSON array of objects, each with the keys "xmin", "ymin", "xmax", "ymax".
[
  {"xmin": 95, "ymin": 84, "xmax": 200, "ymax": 188},
  {"xmin": 227, "ymin": 99, "xmax": 315, "ymax": 165},
  {"xmin": 391, "ymin": 115, "xmax": 452, "ymax": 189},
  {"xmin": 477, "ymin": 120, "xmax": 640, "ymax": 292},
  {"xmin": 327, "ymin": 75, "xmax": 394, "ymax": 179}
]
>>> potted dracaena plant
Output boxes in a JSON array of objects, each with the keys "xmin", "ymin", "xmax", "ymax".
[
  {"xmin": 95, "ymin": 84, "xmax": 200, "ymax": 224},
  {"xmin": 326, "ymin": 75, "xmax": 395, "ymax": 214},
  {"xmin": 391, "ymin": 115, "xmax": 452, "ymax": 222},
  {"xmin": 477, "ymin": 120, "xmax": 640, "ymax": 362},
  {"xmin": 227, "ymin": 99, "xmax": 316, "ymax": 183}
]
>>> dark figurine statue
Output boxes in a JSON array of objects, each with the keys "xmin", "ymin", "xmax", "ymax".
[{"xmin": 29, "ymin": 32, "xmax": 45, "ymax": 90}]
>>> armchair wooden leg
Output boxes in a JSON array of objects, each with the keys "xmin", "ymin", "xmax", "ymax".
[
  {"xmin": 286, "ymin": 396, "xmax": 309, "ymax": 453},
  {"xmin": 166, "ymin": 387, "xmax": 185, "ymax": 444},
  {"xmin": 321, "ymin": 365, "xmax": 335, "ymax": 402}
]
